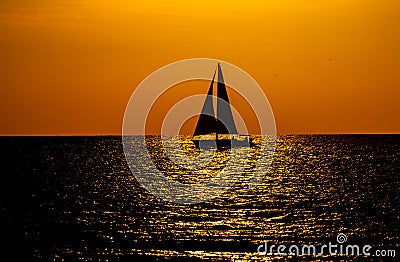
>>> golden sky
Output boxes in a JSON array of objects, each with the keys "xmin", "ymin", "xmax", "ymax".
[{"xmin": 1, "ymin": 0, "xmax": 399, "ymax": 135}]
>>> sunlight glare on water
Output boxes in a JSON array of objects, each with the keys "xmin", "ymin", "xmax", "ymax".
[{"xmin": 2, "ymin": 135, "xmax": 399, "ymax": 260}]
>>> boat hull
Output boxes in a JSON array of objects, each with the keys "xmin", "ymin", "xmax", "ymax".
[{"xmin": 192, "ymin": 137, "xmax": 253, "ymax": 149}]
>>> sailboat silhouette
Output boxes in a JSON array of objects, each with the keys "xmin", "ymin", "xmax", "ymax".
[{"xmin": 192, "ymin": 63, "xmax": 252, "ymax": 148}]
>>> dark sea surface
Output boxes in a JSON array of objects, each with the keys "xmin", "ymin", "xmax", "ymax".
[{"xmin": 1, "ymin": 135, "xmax": 399, "ymax": 261}]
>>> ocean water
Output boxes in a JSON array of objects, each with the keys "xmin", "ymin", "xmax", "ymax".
[{"xmin": 1, "ymin": 135, "xmax": 399, "ymax": 261}]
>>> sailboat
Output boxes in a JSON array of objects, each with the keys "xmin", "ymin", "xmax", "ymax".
[{"xmin": 192, "ymin": 63, "xmax": 253, "ymax": 149}]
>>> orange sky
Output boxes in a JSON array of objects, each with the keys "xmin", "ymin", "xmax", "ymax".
[{"xmin": 1, "ymin": 0, "xmax": 399, "ymax": 135}]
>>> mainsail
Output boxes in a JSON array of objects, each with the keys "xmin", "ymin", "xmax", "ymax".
[
  {"xmin": 216, "ymin": 63, "xmax": 238, "ymax": 135},
  {"xmin": 193, "ymin": 63, "xmax": 238, "ymax": 138}
]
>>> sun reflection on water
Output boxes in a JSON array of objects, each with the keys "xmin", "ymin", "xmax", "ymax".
[{"xmin": 4, "ymin": 135, "xmax": 399, "ymax": 260}]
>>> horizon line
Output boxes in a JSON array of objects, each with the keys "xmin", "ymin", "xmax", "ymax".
[{"xmin": 1, "ymin": 132, "xmax": 400, "ymax": 137}]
